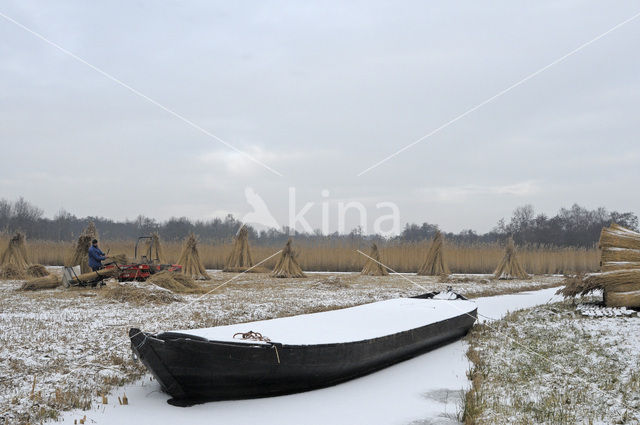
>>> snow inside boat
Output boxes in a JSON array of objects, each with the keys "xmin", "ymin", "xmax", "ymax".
[{"xmin": 129, "ymin": 292, "xmax": 477, "ymax": 405}]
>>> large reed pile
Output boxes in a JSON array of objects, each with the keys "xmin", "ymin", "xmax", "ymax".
[
  {"xmin": 223, "ymin": 227, "xmax": 254, "ymax": 272},
  {"xmin": 417, "ymin": 231, "xmax": 449, "ymax": 276},
  {"xmin": 66, "ymin": 222, "xmax": 98, "ymax": 274},
  {"xmin": 0, "ymin": 232, "xmax": 30, "ymax": 279},
  {"xmin": 271, "ymin": 239, "xmax": 306, "ymax": 278},
  {"xmin": 20, "ymin": 274, "xmax": 61, "ymax": 291},
  {"xmin": 361, "ymin": 243, "xmax": 389, "ymax": 276},
  {"xmin": 561, "ymin": 224, "xmax": 640, "ymax": 307},
  {"xmin": 177, "ymin": 233, "xmax": 210, "ymax": 280},
  {"xmin": 599, "ymin": 223, "xmax": 640, "ymax": 273},
  {"xmin": 494, "ymin": 237, "xmax": 528, "ymax": 280}
]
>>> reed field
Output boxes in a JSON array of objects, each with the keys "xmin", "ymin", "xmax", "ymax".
[{"xmin": 6, "ymin": 237, "xmax": 599, "ymax": 274}]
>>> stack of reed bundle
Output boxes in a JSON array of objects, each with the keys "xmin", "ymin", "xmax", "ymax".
[
  {"xmin": 493, "ymin": 237, "xmax": 529, "ymax": 280},
  {"xmin": 561, "ymin": 224, "xmax": 640, "ymax": 307},
  {"xmin": 271, "ymin": 238, "xmax": 306, "ymax": 278},
  {"xmin": 66, "ymin": 222, "xmax": 98, "ymax": 274},
  {"xmin": 177, "ymin": 233, "xmax": 210, "ymax": 280},
  {"xmin": 223, "ymin": 226, "xmax": 254, "ymax": 272},
  {"xmin": 361, "ymin": 243, "xmax": 389, "ymax": 276},
  {"xmin": 0, "ymin": 232, "xmax": 30, "ymax": 279},
  {"xmin": 417, "ymin": 231, "xmax": 449, "ymax": 276}
]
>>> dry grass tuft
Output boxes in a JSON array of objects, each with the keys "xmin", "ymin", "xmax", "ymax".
[
  {"xmin": 147, "ymin": 270, "xmax": 201, "ymax": 293},
  {"xmin": 0, "ymin": 263, "xmax": 26, "ymax": 279},
  {"xmin": 223, "ymin": 226, "xmax": 254, "ymax": 272},
  {"xmin": 271, "ymin": 238, "xmax": 306, "ymax": 278},
  {"xmin": 26, "ymin": 264, "xmax": 49, "ymax": 278},
  {"xmin": 99, "ymin": 281, "xmax": 183, "ymax": 304},
  {"xmin": 417, "ymin": 231, "xmax": 450, "ymax": 276},
  {"xmin": 494, "ymin": 237, "xmax": 529, "ymax": 280},
  {"xmin": 311, "ymin": 275, "xmax": 350, "ymax": 289},
  {"xmin": 20, "ymin": 274, "xmax": 61, "ymax": 291},
  {"xmin": 361, "ymin": 243, "xmax": 389, "ymax": 276},
  {"xmin": 177, "ymin": 233, "xmax": 210, "ymax": 280},
  {"xmin": 556, "ymin": 274, "xmax": 594, "ymax": 297}
]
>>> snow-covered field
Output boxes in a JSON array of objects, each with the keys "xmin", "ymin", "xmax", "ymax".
[
  {"xmin": 0, "ymin": 272, "xmax": 562, "ymax": 424},
  {"xmin": 465, "ymin": 298, "xmax": 640, "ymax": 424},
  {"xmin": 53, "ymin": 288, "xmax": 563, "ymax": 425}
]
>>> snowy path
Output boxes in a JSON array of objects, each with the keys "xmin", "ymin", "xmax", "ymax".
[{"xmin": 58, "ymin": 288, "xmax": 562, "ymax": 425}]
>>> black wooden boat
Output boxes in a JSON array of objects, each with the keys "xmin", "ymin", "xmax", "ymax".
[{"xmin": 129, "ymin": 292, "xmax": 477, "ymax": 406}]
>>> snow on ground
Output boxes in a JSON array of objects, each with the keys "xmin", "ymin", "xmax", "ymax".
[
  {"xmin": 54, "ymin": 288, "xmax": 562, "ymax": 425},
  {"xmin": 0, "ymin": 272, "xmax": 561, "ymax": 424},
  {"xmin": 465, "ymin": 297, "xmax": 640, "ymax": 424}
]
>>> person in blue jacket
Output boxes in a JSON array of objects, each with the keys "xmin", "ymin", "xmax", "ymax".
[{"xmin": 88, "ymin": 239, "xmax": 106, "ymax": 271}]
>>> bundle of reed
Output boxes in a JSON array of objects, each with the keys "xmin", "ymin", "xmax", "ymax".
[
  {"xmin": 143, "ymin": 233, "xmax": 165, "ymax": 264},
  {"xmin": 599, "ymin": 223, "xmax": 640, "ymax": 250},
  {"xmin": 20, "ymin": 274, "xmax": 61, "ymax": 291},
  {"xmin": 223, "ymin": 226, "xmax": 254, "ymax": 272},
  {"xmin": 600, "ymin": 262, "xmax": 640, "ymax": 272},
  {"xmin": 0, "ymin": 263, "xmax": 25, "ymax": 280},
  {"xmin": 593, "ymin": 269, "xmax": 640, "ymax": 308},
  {"xmin": 0, "ymin": 232, "xmax": 30, "ymax": 271},
  {"xmin": 26, "ymin": 264, "xmax": 49, "ymax": 278},
  {"xmin": 177, "ymin": 233, "xmax": 210, "ymax": 280},
  {"xmin": 558, "ymin": 274, "xmax": 600, "ymax": 297},
  {"xmin": 494, "ymin": 237, "xmax": 529, "ymax": 279},
  {"xmin": 271, "ymin": 238, "xmax": 306, "ymax": 278},
  {"xmin": 104, "ymin": 253, "xmax": 128, "ymax": 266},
  {"xmin": 66, "ymin": 222, "xmax": 98, "ymax": 274},
  {"xmin": 600, "ymin": 248, "xmax": 640, "ymax": 263},
  {"xmin": 417, "ymin": 231, "xmax": 449, "ymax": 276},
  {"xmin": 361, "ymin": 243, "xmax": 389, "ymax": 276},
  {"xmin": 596, "ymin": 224, "xmax": 640, "ymax": 307},
  {"xmin": 605, "ymin": 290, "xmax": 640, "ymax": 308},
  {"xmin": 583, "ymin": 269, "xmax": 640, "ymax": 288},
  {"xmin": 561, "ymin": 224, "xmax": 640, "ymax": 306},
  {"xmin": 67, "ymin": 267, "xmax": 119, "ymax": 285},
  {"xmin": 148, "ymin": 270, "xmax": 200, "ymax": 293}
]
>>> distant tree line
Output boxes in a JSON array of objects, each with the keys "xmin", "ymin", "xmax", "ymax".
[
  {"xmin": 0, "ymin": 197, "xmax": 637, "ymax": 248},
  {"xmin": 398, "ymin": 204, "xmax": 638, "ymax": 247}
]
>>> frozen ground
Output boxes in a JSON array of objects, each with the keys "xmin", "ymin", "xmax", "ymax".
[
  {"xmin": 0, "ymin": 272, "xmax": 562, "ymax": 424},
  {"xmin": 466, "ymin": 297, "xmax": 640, "ymax": 424},
  {"xmin": 55, "ymin": 289, "xmax": 562, "ymax": 425}
]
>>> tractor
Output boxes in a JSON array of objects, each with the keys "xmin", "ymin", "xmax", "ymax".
[
  {"xmin": 62, "ymin": 236, "xmax": 182, "ymax": 287},
  {"xmin": 114, "ymin": 236, "xmax": 182, "ymax": 281}
]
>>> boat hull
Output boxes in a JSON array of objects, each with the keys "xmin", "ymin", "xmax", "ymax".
[{"xmin": 129, "ymin": 306, "xmax": 477, "ymax": 405}]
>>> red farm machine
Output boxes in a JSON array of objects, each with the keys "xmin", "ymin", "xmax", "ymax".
[{"xmin": 63, "ymin": 236, "xmax": 182, "ymax": 287}]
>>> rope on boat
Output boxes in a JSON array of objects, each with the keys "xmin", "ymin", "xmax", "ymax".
[
  {"xmin": 272, "ymin": 345, "xmax": 281, "ymax": 364},
  {"xmin": 233, "ymin": 330, "xmax": 271, "ymax": 343}
]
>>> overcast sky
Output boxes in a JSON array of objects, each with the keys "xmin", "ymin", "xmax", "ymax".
[{"xmin": 1, "ymin": 1, "xmax": 639, "ymax": 234}]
